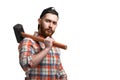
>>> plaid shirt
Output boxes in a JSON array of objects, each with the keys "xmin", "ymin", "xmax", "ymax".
[{"xmin": 18, "ymin": 32, "xmax": 66, "ymax": 80}]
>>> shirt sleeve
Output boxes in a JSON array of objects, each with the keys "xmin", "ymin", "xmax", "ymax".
[{"xmin": 18, "ymin": 38, "xmax": 34, "ymax": 71}]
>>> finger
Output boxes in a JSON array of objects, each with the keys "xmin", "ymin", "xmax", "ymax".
[{"xmin": 44, "ymin": 37, "xmax": 50, "ymax": 42}]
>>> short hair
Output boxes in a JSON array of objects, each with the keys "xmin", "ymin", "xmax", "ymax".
[
  {"xmin": 40, "ymin": 7, "xmax": 59, "ymax": 18},
  {"xmin": 38, "ymin": 7, "xmax": 59, "ymax": 30}
]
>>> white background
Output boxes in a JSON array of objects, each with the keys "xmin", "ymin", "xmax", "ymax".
[{"xmin": 0, "ymin": 0, "xmax": 120, "ymax": 80}]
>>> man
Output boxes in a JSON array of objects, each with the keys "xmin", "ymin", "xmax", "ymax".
[{"xmin": 18, "ymin": 7, "xmax": 67, "ymax": 80}]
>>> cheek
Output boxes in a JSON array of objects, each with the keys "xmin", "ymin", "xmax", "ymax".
[
  {"xmin": 42, "ymin": 22, "xmax": 48, "ymax": 29},
  {"xmin": 52, "ymin": 26, "xmax": 56, "ymax": 31},
  {"xmin": 54, "ymin": 26, "xmax": 57, "ymax": 30}
]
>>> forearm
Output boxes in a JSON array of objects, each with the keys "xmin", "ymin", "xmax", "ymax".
[
  {"xmin": 30, "ymin": 37, "xmax": 54, "ymax": 67},
  {"xmin": 31, "ymin": 48, "xmax": 50, "ymax": 67}
]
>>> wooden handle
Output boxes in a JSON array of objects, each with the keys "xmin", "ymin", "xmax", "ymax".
[{"xmin": 21, "ymin": 32, "xmax": 67, "ymax": 50}]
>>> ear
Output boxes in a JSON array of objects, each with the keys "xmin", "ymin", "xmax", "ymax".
[
  {"xmin": 38, "ymin": 18, "xmax": 41, "ymax": 24},
  {"xmin": 38, "ymin": 18, "xmax": 41, "ymax": 30}
]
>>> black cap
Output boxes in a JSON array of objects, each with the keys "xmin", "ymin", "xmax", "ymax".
[{"xmin": 40, "ymin": 7, "xmax": 59, "ymax": 18}]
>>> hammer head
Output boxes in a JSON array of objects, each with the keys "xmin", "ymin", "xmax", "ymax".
[{"xmin": 13, "ymin": 24, "xmax": 24, "ymax": 43}]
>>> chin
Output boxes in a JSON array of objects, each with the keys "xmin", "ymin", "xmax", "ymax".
[
  {"xmin": 44, "ymin": 31, "xmax": 54, "ymax": 37},
  {"xmin": 46, "ymin": 33, "xmax": 53, "ymax": 37},
  {"xmin": 48, "ymin": 34, "xmax": 52, "ymax": 37},
  {"xmin": 44, "ymin": 34, "xmax": 51, "ymax": 38}
]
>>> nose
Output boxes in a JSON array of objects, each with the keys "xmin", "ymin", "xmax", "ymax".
[{"xmin": 49, "ymin": 22, "xmax": 53, "ymax": 28}]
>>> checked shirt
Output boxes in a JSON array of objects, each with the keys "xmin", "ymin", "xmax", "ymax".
[{"xmin": 18, "ymin": 32, "xmax": 66, "ymax": 80}]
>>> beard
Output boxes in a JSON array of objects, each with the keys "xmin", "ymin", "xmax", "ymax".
[
  {"xmin": 44, "ymin": 28, "xmax": 54, "ymax": 37},
  {"xmin": 39, "ymin": 24, "xmax": 55, "ymax": 38}
]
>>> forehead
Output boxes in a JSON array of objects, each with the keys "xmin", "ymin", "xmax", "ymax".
[{"xmin": 43, "ymin": 13, "xmax": 58, "ymax": 22}]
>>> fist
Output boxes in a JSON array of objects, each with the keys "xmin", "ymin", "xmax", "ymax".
[{"xmin": 44, "ymin": 37, "xmax": 54, "ymax": 49}]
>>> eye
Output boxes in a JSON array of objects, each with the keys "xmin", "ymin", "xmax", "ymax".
[
  {"xmin": 46, "ymin": 19, "xmax": 51, "ymax": 23},
  {"xmin": 53, "ymin": 21, "xmax": 57, "ymax": 25}
]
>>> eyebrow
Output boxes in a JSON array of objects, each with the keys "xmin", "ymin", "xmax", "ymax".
[{"xmin": 46, "ymin": 18, "xmax": 57, "ymax": 24}]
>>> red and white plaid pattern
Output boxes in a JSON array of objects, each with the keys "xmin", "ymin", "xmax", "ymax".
[{"xmin": 18, "ymin": 32, "xmax": 66, "ymax": 80}]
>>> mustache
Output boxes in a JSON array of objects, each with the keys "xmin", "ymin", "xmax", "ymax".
[{"xmin": 46, "ymin": 28, "xmax": 53, "ymax": 32}]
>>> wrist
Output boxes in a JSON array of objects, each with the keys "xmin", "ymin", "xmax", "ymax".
[{"xmin": 44, "ymin": 47, "xmax": 51, "ymax": 52}]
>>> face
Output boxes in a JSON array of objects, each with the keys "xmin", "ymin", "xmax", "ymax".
[{"xmin": 38, "ymin": 13, "xmax": 58, "ymax": 37}]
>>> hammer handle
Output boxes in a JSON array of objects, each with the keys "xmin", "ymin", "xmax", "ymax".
[{"xmin": 21, "ymin": 32, "xmax": 67, "ymax": 49}]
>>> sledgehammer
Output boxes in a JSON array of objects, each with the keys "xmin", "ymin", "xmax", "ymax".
[{"xmin": 13, "ymin": 24, "xmax": 67, "ymax": 50}]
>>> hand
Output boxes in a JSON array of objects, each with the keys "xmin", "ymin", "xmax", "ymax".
[
  {"xmin": 59, "ymin": 75, "xmax": 67, "ymax": 80},
  {"xmin": 59, "ymin": 77, "xmax": 67, "ymax": 80},
  {"xmin": 44, "ymin": 37, "xmax": 54, "ymax": 49}
]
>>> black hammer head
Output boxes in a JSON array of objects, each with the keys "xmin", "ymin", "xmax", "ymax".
[{"xmin": 13, "ymin": 24, "xmax": 24, "ymax": 43}]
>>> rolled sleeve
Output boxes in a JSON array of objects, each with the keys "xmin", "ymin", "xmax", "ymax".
[
  {"xmin": 19, "ymin": 51, "xmax": 33, "ymax": 71},
  {"xmin": 18, "ymin": 38, "xmax": 34, "ymax": 71}
]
